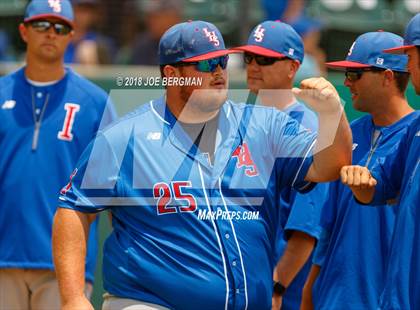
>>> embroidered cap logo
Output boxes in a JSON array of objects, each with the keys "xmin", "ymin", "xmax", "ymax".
[
  {"xmin": 203, "ymin": 28, "xmax": 220, "ymax": 47},
  {"xmin": 376, "ymin": 58, "xmax": 384, "ymax": 65},
  {"xmin": 48, "ymin": 0, "xmax": 62, "ymax": 13},
  {"xmin": 253, "ymin": 25, "xmax": 265, "ymax": 43},
  {"xmin": 348, "ymin": 41, "xmax": 356, "ymax": 56}
]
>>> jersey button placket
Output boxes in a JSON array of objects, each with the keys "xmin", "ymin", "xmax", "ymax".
[{"xmin": 212, "ymin": 188, "xmax": 244, "ymax": 308}]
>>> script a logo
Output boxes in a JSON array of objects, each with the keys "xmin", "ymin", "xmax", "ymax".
[{"xmin": 232, "ymin": 143, "xmax": 259, "ymax": 177}]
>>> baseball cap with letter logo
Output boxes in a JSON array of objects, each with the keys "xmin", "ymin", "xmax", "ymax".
[
  {"xmin": 326, "ymin": 31, "xmax": 408, "ymax": 72},
  {"xmin": 158, "ymin": 20, "xmax": 231, "ymax": 65},
  {"xmin": 24, "ymin": 0, "xmax": 74, "ymax": 26},
  {"xmin": 384, "ymin": 13, "xmax": 420, "ymax": 54},
  {"xmin": 231, "ymin": 20, "xmax": 304, "ymax": 63}
]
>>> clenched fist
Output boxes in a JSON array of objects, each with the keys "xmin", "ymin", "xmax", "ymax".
[
  {"xmin": 340, "ymin": 165, "xmax": 377, "ymax": 189},
  {"xmin": 292, "ymin": 77, "xmax": 342, "ymax": 114}
]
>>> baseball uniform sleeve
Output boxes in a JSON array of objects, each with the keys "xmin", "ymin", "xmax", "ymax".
[
  {"xmin": 369, "ymin": 116, "xmax": 420, "ymax": 205},
  {"xmin": 370, "ymin": 156, "xmax": 403, "ymax": 205},
  {"xmin": 58, "ymin": 133, "xmax": 120, "ymax": 213},
  {"xmin": 271, "ymin": 111, "xmax": 317, "ymax": 192},
  {"xmin": 312, "ymin": 229, "xmax": 329, "ymax": 266},
  {"xmin": 369, "ymin": 129, "xmax": 410, "ymax": 205},
  {"xmin": 311, "ymin": 182, "xmax": 337, "ymax": 266},
  {"xmin": 284, "ymin": 183, "xmax": 327, "ymax": 240}
]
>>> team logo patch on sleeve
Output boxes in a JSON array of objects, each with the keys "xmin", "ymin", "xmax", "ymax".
[
  {"xmin": 232, "ymin": 143, "xmax": 259, "ymax": 177},
  {"xmin": 60, "ymin": 168, "xmax": 78, "ymax": 195}
]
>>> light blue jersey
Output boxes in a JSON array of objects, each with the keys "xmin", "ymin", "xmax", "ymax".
[{"xmin": 58, "ymin": 97, "xmax": 316, "ymax": 310}]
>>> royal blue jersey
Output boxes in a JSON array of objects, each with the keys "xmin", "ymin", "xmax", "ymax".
[
  {"xmin": 0, "ymin": 67, "xmax": 117, "ymax": 282},
  {"xmin": 312, "ymin": 112, "xmax": 419, "ymax": 310},
  {"xmin": 273, "ymin": 102, "xmax": 324, "ymax": 310},
  {"xmin": 369, "ymin": 113, "xmax": 420, "ymax": 310},
  {"xmin": 58, "ymin": 97, "xmax": 316, "ymax": 310}
]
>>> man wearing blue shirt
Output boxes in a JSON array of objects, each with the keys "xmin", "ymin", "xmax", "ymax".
[
  {"xmin": 341, "ymin": 13, "xmax": 420, "ymax": 310},
  {"xmin": 232, "ymin": 20, "xmax": 325, "ymax": 310},
  {"xmin": 52, "ymin": 20, "xmax": 352, "ymax": 310},
  {"xmin": 0, "ymin": 1, "xmax": 116, "ymax": 309},
  {"xmin": 301, "ymin": 31, "xmax": 417, "ymax": 310}
]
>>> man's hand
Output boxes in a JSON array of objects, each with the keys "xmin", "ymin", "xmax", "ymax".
[
  {"xmin": 298, "ymin": 77, "xmax": 352, "ymax": 182},
  {"xmin": 292, "ymin": 77, "xmax": 342, "ymax": 114},
  {"xmin": 340, "ymin": 165, "xmax": 377, "ymax": 204},
  {"xmin": 340, "ymin": 165, "xmax": 377, "ymax": 189},
  {"xmin": 62, "ymin": 296, "xmax": 94, "ymax": 310}
]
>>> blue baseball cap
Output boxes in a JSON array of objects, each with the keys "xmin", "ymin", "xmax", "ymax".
[
  {"xmin": 158, "ymin": 20, "xmax": 231, "ymax": 65},
  {"xmin": 24, "ymin": 0, "xmax": 74, "ymax": 27},
  {"xmin": 326, "ymin": 31, "xmax": 408, "ymax": 72},
  {"xmin": 384, "ymin": 13, "xmax": 420, "ymax": 54},
  {"xmin": 231, "ymin": 20, "xmax": 304, "ymax": 63}
]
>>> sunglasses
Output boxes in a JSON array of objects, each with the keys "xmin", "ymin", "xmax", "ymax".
[
  {"xmin": 175, "ymin": 55, "xmax": 229, "ymax": 72},
  {"xmin": 345, "ymin": 68, "xmax": 385, "ymax": 82},
  {"xmin": 244, "ymin": 52, "xmax": 288, "ymax": 66},
  {"xmin": 27, "ymin": 20, "xmax": 73, "ymax": 35}
]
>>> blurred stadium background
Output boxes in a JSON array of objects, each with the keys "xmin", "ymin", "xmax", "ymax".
[{"xmin": 0, "ymin": 0, "xmax": 418, "ymax": 308}]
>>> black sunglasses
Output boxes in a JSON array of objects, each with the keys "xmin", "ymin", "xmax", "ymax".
[
  {"xmin": 345, "ymin": 67, "xmax": 385, "ymax": 82},
  {"xmin": 171, "ymin": 55, "xmax": 229, "ymax": 72},
  {"xmin": 27, "ymin": 20, "xmax": 73, "ymax": 35},
  {"xmin": 244, "ymin": 52, "xmax": 288, "ymax": 66}
]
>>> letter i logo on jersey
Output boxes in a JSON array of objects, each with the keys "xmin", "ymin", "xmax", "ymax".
[{"xmin": 58, "ymin": 103, "xmax": 80, "ymax": 141}]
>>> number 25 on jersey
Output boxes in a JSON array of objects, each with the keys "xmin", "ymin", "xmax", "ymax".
[{"xmin": 153, "ymin": 181, "xmax": 198, "ymax": 215}]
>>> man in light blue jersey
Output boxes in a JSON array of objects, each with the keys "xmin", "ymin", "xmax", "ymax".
[
  {"xmin": 232, "ymin": 20, "xmax": 325, "ymax": 310},
  {"xmin": 301, "ymin": 31, "xmax": 416, "ymax": 310},
  {"xmin": 0, "ymin": 1, "xmax": 117, "ymax": 309},
  {"xmin": 52, "ymin": 20, "xmax": 352, "ymax": 310},
  {"xmin": 341, "ymin": 13, "xmax": 420, "ymax": 310}
]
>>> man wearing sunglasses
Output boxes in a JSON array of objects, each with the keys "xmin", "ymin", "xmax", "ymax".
[
  {"xmin": 52, "ymin": 20, "xmax": 351, "ymax": 310},
  {"xmin": 233, "ymin": 20, "xmax": 326, "ymax": 310},
  {"xmin": 339, "ymin": 13, "xmax": 420, "ymax": 310},
  {"xmin": 301, "ymin": 31, "xmax": 418, "ymax": 310},
  {"xmin": 0, "ymin": 1, "xmax": 117, "ymax": 309}
]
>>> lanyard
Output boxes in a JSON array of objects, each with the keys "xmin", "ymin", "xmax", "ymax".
[
  {"xmin": 31, "ymin": 88, "xmax": 50, "ymax": 151},
  {"xmin": 365, "ymin": 129, "xmax": 382, "ymax": 168}
]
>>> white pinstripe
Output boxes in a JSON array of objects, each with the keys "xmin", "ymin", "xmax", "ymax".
[
  {"xmin": 198, "ymin": 164, "xmax": 230, "ymax": 310},
  {"xmin": 218, "ymin": 177, "xmax": 248, "ymax": 310}
]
